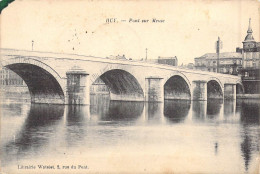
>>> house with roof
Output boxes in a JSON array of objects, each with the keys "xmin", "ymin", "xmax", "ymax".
[{"xmin": 194, "ymin": 52, "xmax": 242, "ymax": 74}]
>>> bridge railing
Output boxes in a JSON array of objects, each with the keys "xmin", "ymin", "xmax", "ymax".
[{"xmin": 0, "ymin": 48, "xmax": 241, "ymax": 80}]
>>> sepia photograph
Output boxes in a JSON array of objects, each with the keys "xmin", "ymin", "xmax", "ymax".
[{"xmin": 0, "ymin": 0, "xmax": 259, "ymax": 173}]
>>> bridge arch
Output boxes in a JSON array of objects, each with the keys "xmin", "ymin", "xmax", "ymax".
[
  {"xmin": 2, "ymin": 57, "xmax": 66, "ymax": 104},
  {"xmin": 91, "ymin": 69, "xmax": 144, "ymax": 101},
  {"xmin": 207, "ymin": 78, "xmax": 223, "ymax": 99},
  {"xmin": 164, "ymin": 73, "xmax": 191, "ymax": 100},
  {"xmin": 236, "ymin": 81, "xmax": 244, "ymax": 94}
]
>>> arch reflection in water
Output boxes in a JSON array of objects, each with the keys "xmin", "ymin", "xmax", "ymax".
[
  {"xmin": 1, "ymin": 103, "xmax": 31, "ymax": 147},
  {"xmin": 192, "ymin": 101, "xmax": 207, "ymax": 120},
  {"xmin": 64, "ymin": 105, "xmax": 91, "ymax": 147},
  {"xmin": 238, "ymin": 100, "xmax": 260, "ymax": 172},
  {"xmin": 239, "ymin": 100, "xmax": 260, "ymax": 125},
  {"xmin": 2, "ymin": 104, "xmax": 64, "ymax": 166},
  {"xmin": 67, "ymin": 105, "xmax": 90, "ymax": 124},
  {"xmin": 164, "ymin": 100, "xmax": 191, "ymax": 123},
  {"xmin": 224, "ymin": 100, "xmax": 236, "ymax": 116},
  {"xmin": 143, "ymin": 102, "xmax": 164, "ymax": 123},
  {"xmin": 90, "ymin": 95, "xmax": 144, "ymax": 123},
  {"xmin": 207, "ymin": 99, "xmax": 223, "ymax": 119},
  {"xmin": 223, "ymin": 100, "xmax": 237, "ymax": 121},
  {"xmin": 191, "ymin": 100, "xmax": 223, "ymax": 121}
]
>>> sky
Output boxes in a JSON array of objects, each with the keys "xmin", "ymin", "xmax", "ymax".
[{"xmin": 1, "ymin": 0, "xmax": 259, "ymax": 65}]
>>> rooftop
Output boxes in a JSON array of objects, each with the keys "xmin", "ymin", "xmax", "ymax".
[
  {"xmin": 195, "ymin": 52, "xmax": 242, "ymax": 60},
  {"xmin": 244, "ymin": 18, "xmax": 255, "ymax": 42},
  {"xmin": 158, "ymin": 56, "xmax": 177, "ymax": 59}
]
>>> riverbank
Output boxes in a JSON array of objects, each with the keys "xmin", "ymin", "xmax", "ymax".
[
  {"xmin": 1, "ymin": 90, "xmax": 259, "ymax": 103},
  {"xmin": 237, "ymin": 94, "xmax": 260, "ymax": 99}
]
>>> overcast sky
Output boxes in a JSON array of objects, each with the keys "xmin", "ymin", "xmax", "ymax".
[{"xmin": 1, "ymin": 0, "xmax": 259, "ymax": 65}]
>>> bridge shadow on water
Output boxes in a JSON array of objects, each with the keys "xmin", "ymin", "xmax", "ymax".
[
  {"xmin": 90, "ymin": 95, "xmax": 144, "ymax": 123},
  {"xmin": 237, "ymin": 99, "xmax": 260, "ymax": 172},
  {"xmin": 206, "ymin": 99, "xmax": 223, "ymax": 119},
  {"xmin": 164, "ymin": 100, "xmax": 191, "ymax": 123},
  {"xmin": 1, "ymin": 96, "xmax": 259, "ymax": 173},
  {"xmin": 2, "ymin": 103, "xmax": 65, "ymax": 166},
  {"xmin": 90, "ymin": 96, "xmax": 192, "ymax": 124},
  {"xmin": 191, "ymin": 99, "xmax": 223, "ymax": 121}
]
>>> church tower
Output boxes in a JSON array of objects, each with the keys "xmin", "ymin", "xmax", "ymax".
[
  {"xmin": 242, "ymin": 18, "xmax": 259, "ymax": 69},
  {"xmin": 243, "ymin": 18, "xmax": 256, "ymax": 49},
  {"xmin": 240, "ymin": 18, "xmax": 260, "ymax": 94}
]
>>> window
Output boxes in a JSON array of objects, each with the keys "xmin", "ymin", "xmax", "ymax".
[
  {"xmin": 246, "ymin": 53, "xmax": 250, "ymax": 59},
  {"xmin": 246, "ymin": 61, "xmax": 250, "ymax": 67}
]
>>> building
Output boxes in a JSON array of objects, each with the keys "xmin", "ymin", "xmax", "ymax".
[
  {"xmin": 194, "ymin": 52, "xmax": 242, "ymax": 74},
  {"xmin": 107, "ymin": 54, "xmax": 127, "ymax": 60},
  {"xmin": 237, "ymin": 19, "xmax": 260, "ymax": 93},
  {"xmin": 90, "ymin": 77, "xmax": 109, "ymax": 95},
  {"xmin": 158, "ymin": 56, "xmax": 178, "ymax": 66},
  {"xmin": 0, "ymin": 67, "xmax": 29, "ymax": 98},
  {"xmin": 187, "ymin": 63, "xmax": 195, "ymax": 69},
  {"xmin": 0, "ymin": 67, "xmax": 24, "ymax": 86}
]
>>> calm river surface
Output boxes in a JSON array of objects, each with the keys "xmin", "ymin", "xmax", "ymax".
[{"xmin": 1, "ymin": 95, "xmax": 259, "ymax": 174}]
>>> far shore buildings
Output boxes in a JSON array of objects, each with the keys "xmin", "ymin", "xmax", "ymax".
[
  {"xmin": 0, "ymin": 67, "xmax": 24, "ymax": 86},
  {"xmin": 158, "ymin": 56, "xmax": 178, "ymax": 66},
  {"xmin": 106, "ymin": 54, "xmax": 127, "ymax": 60},
  {"xmin": 194, "ymin": 52, "xmax": 242, "ymax": 74},
  {"xmin": 194, "ymin": 18, "xmax": 260, "ymax": 93},
  {"xmin": 90, "ymin": 77, "xmax": 109, "ymax": 95},
  {"xmin": 0, "ymin": 67, "xmax": 29, "ymax": 96},
  {"xmin": 143, "ymin": 56, "xmax": 178, "ymax": 66}
]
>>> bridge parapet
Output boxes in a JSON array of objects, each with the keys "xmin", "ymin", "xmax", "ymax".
[
  {"xmin": 0, "ymin": 48, "xmax": 243, "ymax": 104},
  {"xmin": 0, "ymin": 48, "xmax": 241, "ymax": 79}
]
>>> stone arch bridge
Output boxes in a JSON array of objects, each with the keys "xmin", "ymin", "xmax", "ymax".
[{"xmin": 1, "ymin": 49, "xmax": 243, "ymax": 104}]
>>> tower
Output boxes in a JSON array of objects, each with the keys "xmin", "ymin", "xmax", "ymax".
[
  {"xmin": 240, "ymin": 18, "xmax": 260, "ymax": 94},
  {"xmin": 244, "ymin": 18, "xmax": 254, "ymax": 43},
  {"xmin": 242, "ymin": 18, "xmax": 257, "ymax": 68}
]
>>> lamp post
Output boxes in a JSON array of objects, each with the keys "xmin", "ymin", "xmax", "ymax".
[
  {"xmin": 145, "ymin": 48, "xmax": 148, "ymax": 61},
  {"xmin": 32, "ymin": 40, "xmax": 34, "ymax": 51},
  {"xmin": 215, "ymin": 37, "xmax": 222, "ymax": 73}
]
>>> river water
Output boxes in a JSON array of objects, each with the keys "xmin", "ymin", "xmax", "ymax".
[{"xmin": 1, "ymin": 95, "xmax": 259, "ymax": 174}]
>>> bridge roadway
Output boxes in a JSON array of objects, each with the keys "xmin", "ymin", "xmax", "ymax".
[{"xmin": 1, "ymin": 48, "xmax": 243, "ymax": 104}]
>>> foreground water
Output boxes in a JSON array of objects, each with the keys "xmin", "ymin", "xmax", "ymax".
[{"xmin": 1, "ymin": 96, "xmax": 259, "ymax": 174}]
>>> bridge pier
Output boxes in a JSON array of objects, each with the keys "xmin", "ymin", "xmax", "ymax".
[
  {"xmin": 110, "ymin": 93, "xmax": 144, "ymax": 101},
  {"xmin": 66, "ymin": 67, "xmax": 90, "ymax": 105},
  {"xmin": 31, "ymin": 94, "xmax": 65, "ymax": 104},
  {"xmin": 145, "ymin": 77, "xmax": 164, "ymax": 102},
  {"xmin": 192, "ymin": 101, "xmax": 207, "ymax": 119},
  {"xmin": 192, "ymin": 80, "xmax": 207, "ymax": 100},
  {"xmin": 224, "ymin": 83, "xmax": 236, "ymax": 100}
]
